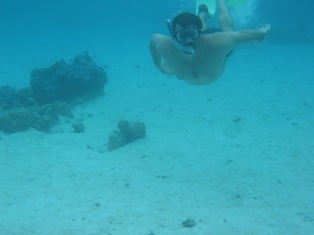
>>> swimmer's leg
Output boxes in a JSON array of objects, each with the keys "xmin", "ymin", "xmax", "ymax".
[{"xmin": 218, "ymin": 0, "xmax": 234, "ymax": 31}]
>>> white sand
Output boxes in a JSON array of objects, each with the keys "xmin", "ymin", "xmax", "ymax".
[{"xmin": 1, "ymin": 36, "xmax": 314, "ymax": 235}]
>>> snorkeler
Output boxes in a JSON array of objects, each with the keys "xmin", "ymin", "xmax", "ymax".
[{"xmin": 149, "ymin": 0, "xmax": 271, "ymax": 85}]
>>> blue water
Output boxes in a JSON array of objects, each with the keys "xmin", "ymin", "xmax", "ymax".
[{"xmin": 1, "ymin": 0, "xmax": 314, "ymax": 234}]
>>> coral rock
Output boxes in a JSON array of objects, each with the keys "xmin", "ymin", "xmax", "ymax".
[
  {"xmin": 0, "ymin": 108, "xmax": 33, "ymax": 133},
  {"xmin": 108, "ymin": 120, "xmax": 146, "ymax": 151},
  {"xmin": 30, "ymin": 52, "xmax": 107, "ymax": 104}
]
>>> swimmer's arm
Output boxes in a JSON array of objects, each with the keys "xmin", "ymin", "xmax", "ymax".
[
  {"xmin": 149, "ymin": 34, "xmax": 172, "ymax": 74},
  {"xmin": 232, "ymin": 24, "xmax": 271, "ymax": 45}
]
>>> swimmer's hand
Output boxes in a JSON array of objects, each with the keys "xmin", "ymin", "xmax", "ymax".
[
  {"xmin": 160, "ymin": 61, "xmax": 172, "ymax": 74},
  {"xmin": 252, "ymin": 24, "xmax": 271, "ymax": 45},
  {"xmin": 259, "ymin": 24, "xmax": 271, "ymax": 40}
]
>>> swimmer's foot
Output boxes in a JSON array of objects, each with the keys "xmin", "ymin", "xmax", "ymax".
[
  {"xmin": 198, "ymin": 4, "xmax": 210, "ymax": 19},
  {"xmin": 198, "ymin": 4, "xmax": 210, "ymax": 31}
]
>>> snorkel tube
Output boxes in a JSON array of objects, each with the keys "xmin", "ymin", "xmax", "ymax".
[{"xmin": 166, "ymin": 19, "xmax": 195, "ymax": 54}]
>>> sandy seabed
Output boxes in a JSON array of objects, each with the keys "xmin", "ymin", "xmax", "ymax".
[{"xmin": 1, "ymin": 41, "xmax": 314, "ymax": 235}]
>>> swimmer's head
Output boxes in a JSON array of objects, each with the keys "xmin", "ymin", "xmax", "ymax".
[
  {"xmin": 171, "ymin": 13, "xmax": 202, "ymax": 52},
  {"xmin": 172, "ymin": 13, "xmax": 202, "ymax": 32}
]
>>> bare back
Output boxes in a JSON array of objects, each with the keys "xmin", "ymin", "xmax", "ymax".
[
  {"xmin": 153, "ymin": 33, "xmax": 234, "ymax": 85},
  {"xmin": 150, "ymin": 26, "xmax": 269, "ymax": 85}
]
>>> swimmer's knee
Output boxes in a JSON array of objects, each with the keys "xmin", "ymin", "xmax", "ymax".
[{"xmin": 219, "ymin": 15, "xmax": 234, "ymax": 31}]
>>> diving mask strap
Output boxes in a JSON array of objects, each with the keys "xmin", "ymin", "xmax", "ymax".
[{"xmin": 166, "ymin": 20, "xmax": 195, "ymax": 54}]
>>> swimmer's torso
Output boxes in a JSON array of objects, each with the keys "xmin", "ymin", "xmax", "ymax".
[{"xmin": 161, "ymin": 34, "xmax": 231, "ymax": 85}]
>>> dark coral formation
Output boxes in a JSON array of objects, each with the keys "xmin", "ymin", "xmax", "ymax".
[
  {"xmin": 72, "ymin": 123, "xmax": 85, "ymax": 133},
  {"xmin": 0, "ymin": 108, "xmax": 33, "ymax": 133},
  {"xmin": 108, "ymin": 120, "xmax": 146, "ymax": 151},
  {"xmin": 0, "ymin": 52, "xmax": 108, "ymax": 134},
  {"xmin": 0, "ymin": 86, "xmax": 35, "ymax": 110},
  {"xmin": 0, "ymin": 86, "xmax": 74, "ymax": 134},
  {"xmin": 30, "ymin": 52, "xmax": 107, "ymax": 104},
  {"xmin": 182, "ymin": 218, "xmax": 196, "ymax": 228},
  {"xmin": 0, "ymin": 101, "xmax": 72, "ymax": 134}
]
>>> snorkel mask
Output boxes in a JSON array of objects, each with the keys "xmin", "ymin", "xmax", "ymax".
[{"xmin": 166, "ymin": 19, "xmax": 200, "ymax": 54}]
